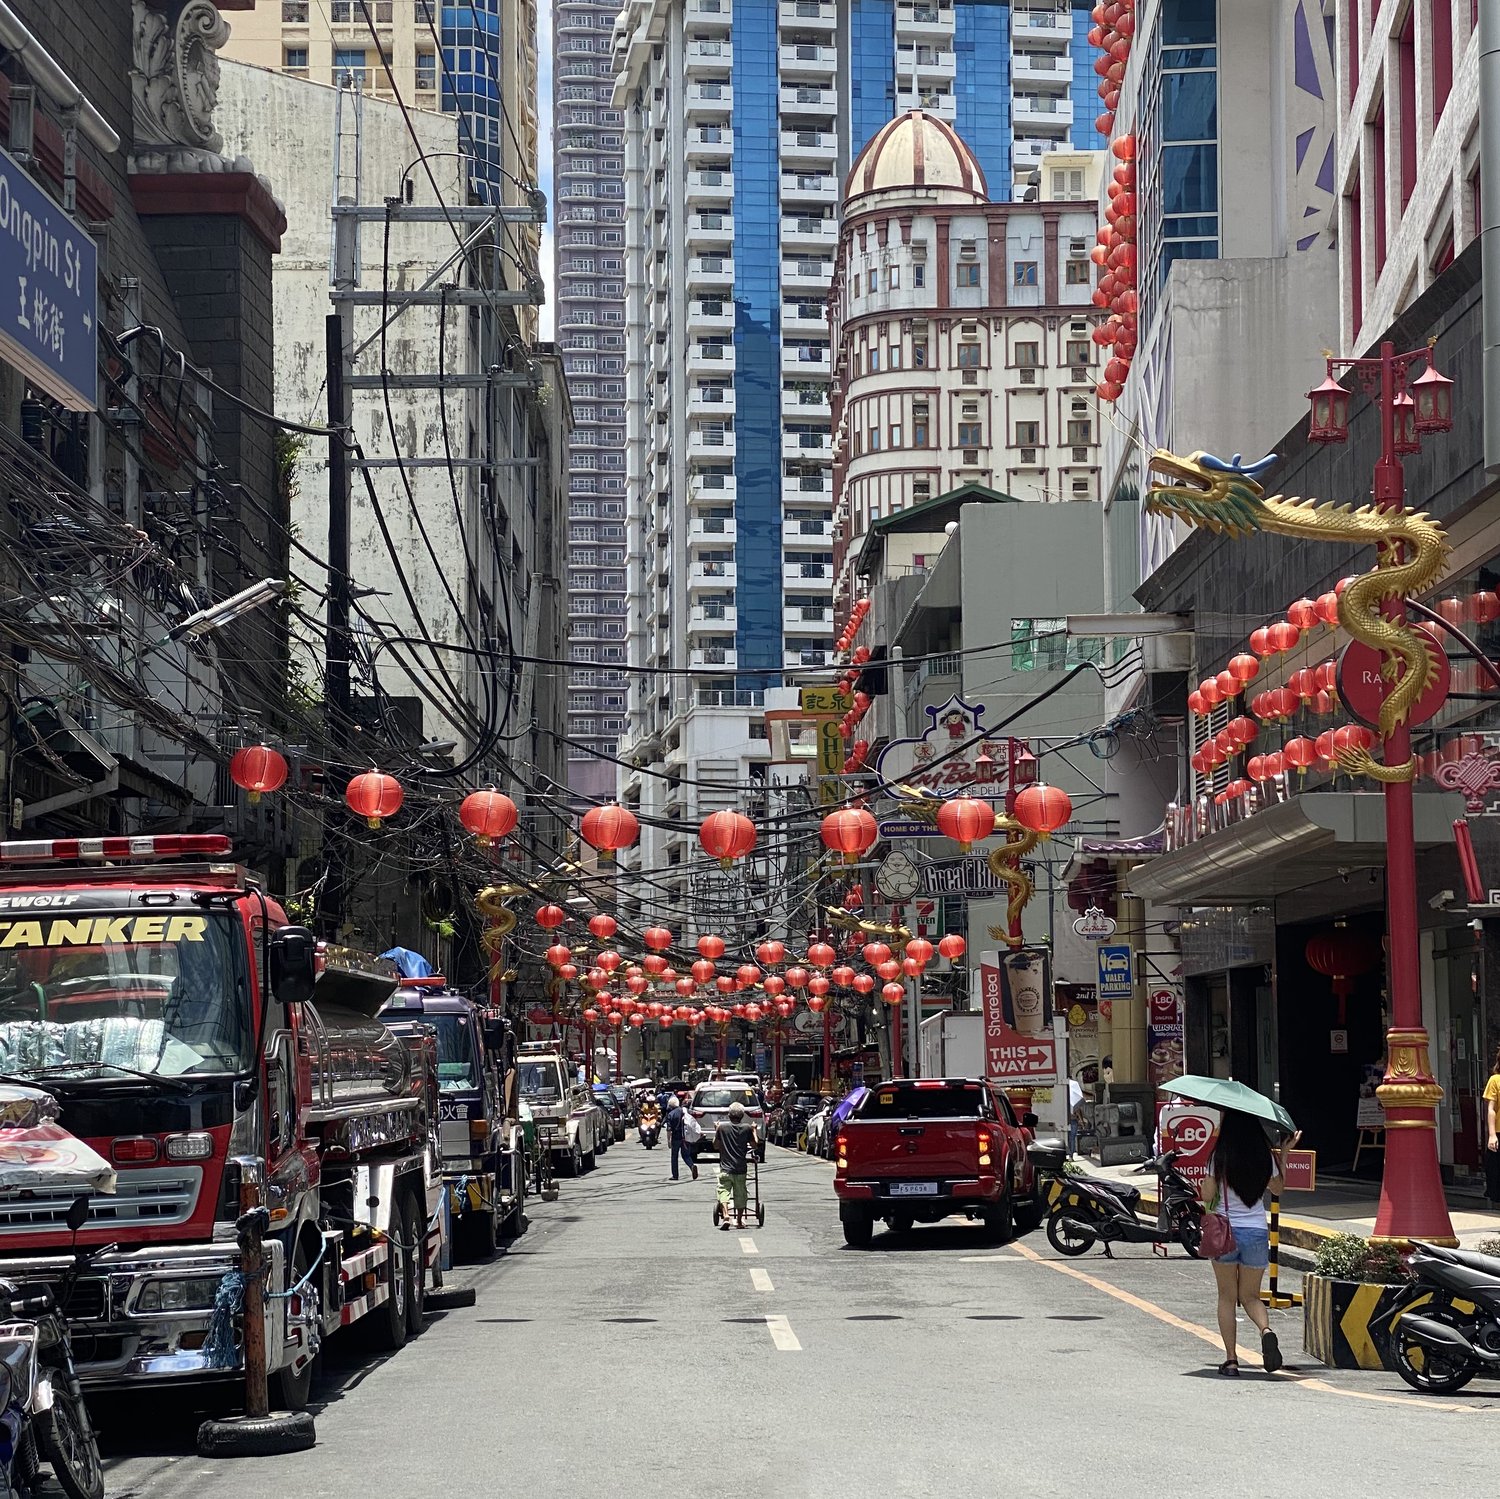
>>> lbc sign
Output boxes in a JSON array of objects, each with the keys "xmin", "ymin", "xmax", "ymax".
[
  {"xmin": 0, "ymin": 145, "xmax": 97, "ymax": 412},
  {"xmin": 1097, "ymin": 944, "xmax": 1133, "ymax": 1000}
]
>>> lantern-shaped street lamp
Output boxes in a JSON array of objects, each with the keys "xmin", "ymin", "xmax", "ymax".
[
  {"xmin": 1307, "ymin": 373, "xmax": 1350, "ymax": 443},
  {"xmin": 1410, "ymin": 362, "xmax": 1454, "ymax": 434},
  {"xmin": 1392, "ymin": 390, "xmax": 1420, "ymax": 455}
]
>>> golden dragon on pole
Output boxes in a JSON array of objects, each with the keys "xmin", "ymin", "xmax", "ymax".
[
  {"xmin": 1142, "ymin": 450, "xmax": 1450, "ymax": 782},
  {"xmin": 885, "ymin": 786, "xmax": 1040, "ymax": 948}
]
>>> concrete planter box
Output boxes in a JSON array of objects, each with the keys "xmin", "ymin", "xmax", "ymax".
[{"xmin": 1302, "ymin": 1273, "xmax": 1408, "ymax": 1369}]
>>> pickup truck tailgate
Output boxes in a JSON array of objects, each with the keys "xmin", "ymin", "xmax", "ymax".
[{"xmin": 840, "ymin": 1118, "xmax": 980, "ymax": 1180}]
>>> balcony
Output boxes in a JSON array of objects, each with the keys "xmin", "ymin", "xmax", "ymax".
[
  {"xmin": 689, "ymin": 516, "xmax": 738, "ymax": 544},
  {"xmin": 785, "ymin": 648, "xmax": 830, "ymax": 670},
  {"xmin": 687, "ymin": 0, "xmax": 732, "ymax": 25},
  {"xmin": 688, "ymin": 343, "xmax": 735, "ymax": 375},
  {"xmin": 781, "ymin": 387, "xmax": 830, "ymax": 419},
  {"xmin": 784, "ymin": 471, "xmax": 832, "ymax": 499},
  {"xmin": 685, "ymin": 84, "xmax": 733, "ymax": 114},
  {"xmin": 778, "ymin": 43, "xmax": 838, "ymax": 77},
  {"xmin": 689, "ymin": 560, "xmax": 738, "ymax": 589},
  {"xmin": 689, "ymin": 474, "xmax": 738, "ymax": 503},
  {"xmin": 779, "ymin": 129, "xmax": 837, "ymax": 165},
  {"xmin": 783, "ymin": 603, "xmax": 832, "ymax": 632},
  {"xmin": 783, "ymin": 516, "xmax": 832, "ymax": 545},
  {"xmin": 688, "ymin": 299, "xmax": 735, "ymax": 333},
  {"xmin": 779, "ymin": 0, "xmax": 836, "ymax": 26},
  {"xmin": 896, "ymin": 90, "xmax": 955, "ymax": 119},
  {"xmin": 1014, "ymin": 94, "xmax": 1074, "ymax": 127},
  {"xmin": 781, "ymin": 260, "xmax": 832, "ymax": 292},
  {"xmin": 779, "ymin": 172, "xmax": 837, "ymax": 204},
  {"xmin": 687, "ymin": 169, "xmax": 733, "ymax": 204},
  {"xmin": 687, "ymin": 254, "xmax": 734, "ymax": 289},
  {"xmin": 1013, "ymin": 137, "xmax": 1053, "ymax": 168},
  {"xmin": 690, "ymin": 646, "xmax": 739, "ymax": 668},
  {"xmin": 779, "ymin": 85, "xmax": 837, "ymax": 116},
  {"xmin": 895, "ymin": 2, "xmax": 954, "ymax": 38},
  {"xmin": 690, "ymin": 603, "xmax": 738, "ymax": 628},
  {"xmin": 781, "ymin": 343, "xmax": 831, "ymax": 375},
  {"xmin": 687, "ymin": 212, "xmax": 733, "ymax": 247},
  {"xmin": 688, "ymin": 428, "xmax": 733, "ymax": 460},
  {"xmin": 898, "ymin": 47, "xmax": 956, "ymax": 80},
  {"xmin": 782, "ymin": 430, "xmax": 831, "ymax": 461},
  {"xmin": 685, "ymin": 40, "xmax": 732, "ymax": 68},
  {"xmin": 782, "ymin": 303, "xmax": 829, "ymax": 335},
  {"xmin": 1013, "ymin": 50, "xmax": 1070, "ymax": 88},
  {"xmin": 688, "ymin": 385, "xmax": 736, "ymax": 417},
  {"xmin": 686, "ymin": 128, "xmax": 732, "ymax": 162},
  {"xmin": 781, "ymin": 214, "xmax": 837, "ymax": 250},
  {"xmin": 784, "ymin": 560, "xmax": 831, "ymax": 588},
  {"xmin": 1013, "ymin": 6, "xmax": 1068, "ymax": 43}
]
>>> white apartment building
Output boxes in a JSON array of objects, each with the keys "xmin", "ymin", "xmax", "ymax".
[
  {"xmin": 1337, "ymin": 0, "xmax": 1484, "ymax": 351},
  {"xmin": 829, "ymin": 113, "xmax": 1104, "ymax": 612}
]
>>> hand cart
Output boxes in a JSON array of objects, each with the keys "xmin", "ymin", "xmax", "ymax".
[{"xmin": 710, "ymin": 1133, "xmax": 766, "ymax": 1229}]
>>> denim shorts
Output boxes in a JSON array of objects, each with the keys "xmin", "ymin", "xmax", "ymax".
[{"xmin": 1215, "ymin": 1229, "xmax": 1270, "ymax": 1269}]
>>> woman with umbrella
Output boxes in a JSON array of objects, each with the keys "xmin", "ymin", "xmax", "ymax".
[{"xmin": 1163, "ymin": 1078, "xmax": 1299, "ymax": 1377}]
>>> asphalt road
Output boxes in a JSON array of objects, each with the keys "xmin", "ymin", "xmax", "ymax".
[{"xmin": 98, "ymin": 1142, "xmax": 1496, "ymax": 1498}]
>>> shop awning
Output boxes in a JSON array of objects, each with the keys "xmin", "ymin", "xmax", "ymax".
[{"xmin": 1126, "ymin": 790, "xmax": 1466, "ymax": 905}]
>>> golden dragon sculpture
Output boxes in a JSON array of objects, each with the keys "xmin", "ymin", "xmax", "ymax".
[
  {"xmin": 824, "ymin": 907, "xmax": 911, "ymax": 942},
  {"xmin": 1144, "ymin": 450, "xmax": 1450, "ymax": 783},
  {"xmin": 887, "ymin": 785, "xmax": 1040, "ymax": 947}
]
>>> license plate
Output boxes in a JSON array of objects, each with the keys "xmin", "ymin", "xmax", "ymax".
[{"xmin": 889, "ymin": 1182, "xmax": 939, "ymax": 1196}]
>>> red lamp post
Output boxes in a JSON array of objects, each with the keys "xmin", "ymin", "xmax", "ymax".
[{"xmin": 1307, "ymin": 343, "xmax": 1457, "ymax": 1244}]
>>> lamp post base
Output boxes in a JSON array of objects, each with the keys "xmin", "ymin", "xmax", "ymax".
[{"xmin": 1371, "ymin": 1027, "xmax": 1457, "ymax": 1246}]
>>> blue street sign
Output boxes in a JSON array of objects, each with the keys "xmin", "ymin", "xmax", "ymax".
[
  {"xmin": 1097, "ymin": 944, "xmax": 1134, "ymax": 1000},
  {"xmin": 0, "ymin": 146, "xmax": 97, "ymax": 411}
]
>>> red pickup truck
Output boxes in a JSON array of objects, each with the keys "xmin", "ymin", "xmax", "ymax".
[{"xmin": 833, "ymin": 1078, "xmax": 1042, "ymax": 1248}]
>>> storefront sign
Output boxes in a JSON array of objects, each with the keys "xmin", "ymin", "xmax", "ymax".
[
  {"xmin": 1339, "ymin": 627, "xmax": 1449, "ymax": 729},
  {"xmin": 1282, "ymin": 1149, "xmax": 1317, "ymax": 1191},
  {"xmin": 874, "ymin": 695, "xmax": 999, "ymax": 799},
  {"xmin": 1072, "ymin": 905, "xmax": 1117, "ymax": 941},
  {"xmin": 1097, "ymin": 944, "xmax": 1133, "ymax": 999},
  {"xmin": 1147, "ymin": 984, "xmax": 1185, "ymax": 1086},
  {"xmin": 799, "ymin": 686, "xmax": 853, "ymax": 715},
  {"xmin": 978, "ymin": 948, "xmax": 1057, "ymax": 1086},
  {"xmin": 0, "ymin": 146, "xmax": 97, "ymax": 412},
  {"xmin": 921, "ymin": 856, "xmax": 1002, "ymax": 895},
  {"xmin": 1158, "ymin": 1103, "xmax": 1220, "ymax": 1193}
]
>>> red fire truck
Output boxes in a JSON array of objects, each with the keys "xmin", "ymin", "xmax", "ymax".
[{"xmin": 0, "ymin": 833, "xmax": 447, "ymax": 1409}]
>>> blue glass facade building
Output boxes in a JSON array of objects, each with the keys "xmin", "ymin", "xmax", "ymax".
[
  {"xmin": 731, "ymin": 0, "xmax": 783, "ymax": 677},
  {"xmin": 953, "ymin": 0, "xmax": 1011, "ymax": 201},
  {"xmin": 440, "ymin": 0, "xmax": 505, "ymax": 196},
  {"xmin": 850, "ymin": 0, "xmax": 896, "ymax": 163},
  {"xmin": 1071, "ymin": 3, "xmax": 1109, "ymax": 150}
]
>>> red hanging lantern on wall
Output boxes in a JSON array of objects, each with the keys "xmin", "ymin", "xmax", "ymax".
[
  {"xmin": 580, "ymin": 803, "xmax": 639, "ymax": 861},
  {"xmin": 458, "ymin": 789, "xmax": 518, "ymax": 846},
  {"xmin": 346, "ymin": 771, "xmax": 404, "ymax": 829},
  {"xmin": 935, "ymin": 797, "xmax": 994, "ymax": 852},
  {"xmin": 229, "ymin": 745, "xmax": 288, "ymax": 805},
  {"xmin": 820, "ymin": 807, "xmax": 878, "ymax": 863},
  {"xmin": 699, "ymin": 810, "xmax": 757, "ymax": 869},
  {"xmin": 1305, "ymin": 923, "xmax": 1381, "ymax": 1024}
]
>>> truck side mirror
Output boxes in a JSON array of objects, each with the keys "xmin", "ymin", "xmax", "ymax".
[{"xmin": 269, "ymin": 926, "xmax": 318, "ymax": 1007}]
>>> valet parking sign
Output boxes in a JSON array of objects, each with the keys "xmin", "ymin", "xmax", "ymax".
[{"xmin": 0, "ymin": 146, "xmax": 97, "ymax": 412}]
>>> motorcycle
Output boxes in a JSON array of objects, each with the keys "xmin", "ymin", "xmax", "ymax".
[
  {"xmin": 638, "ymin": 1116, "xmax": 661, "ymax": 1149},
  {"xmin": 1388, "ymin": 1241, "xmax": 1500, "ymax": 1395},
  {"xmin": 0, "ymin": 1196, "xmax": 105, "ymax": 1499},
  {"xmin": 1031, "ymin": 1143, "xmax": 1203, "ymax": 1258}
]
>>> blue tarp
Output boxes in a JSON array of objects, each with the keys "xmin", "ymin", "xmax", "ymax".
[{"xmin": 380, "ymin": 947, "xmax": 435, "ymax": 979}]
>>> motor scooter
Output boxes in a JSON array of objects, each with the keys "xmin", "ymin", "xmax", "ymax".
[
  {"xmin": 1388, "ymin": 1241, "xmax": 1500, "ymax": 1394},
  {"xmin": 638, "ymin": 1115, "xmax": 661, "ymax": 1149},
  {"xmin": 1029, "ymin": 1142, "xmax": 1203, "ymax": 1258}
]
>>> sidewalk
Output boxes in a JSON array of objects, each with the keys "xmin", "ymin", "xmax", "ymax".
[{"xmin": 1086, "ymin": 1160, "xmax": 1500, "ymax": 1252}]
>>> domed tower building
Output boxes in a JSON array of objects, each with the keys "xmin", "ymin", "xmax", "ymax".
[{"xmin": 829, "ymin": 110, "xmax": 1103, "ymax": 616}]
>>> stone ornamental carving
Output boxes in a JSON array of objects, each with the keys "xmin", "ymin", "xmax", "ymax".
[{"xmin": 130, "ymin": 0, "xmax": 254, "ymax": 175}]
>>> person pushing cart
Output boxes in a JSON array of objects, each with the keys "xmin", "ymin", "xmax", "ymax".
[{"xmin": 711, "ymin": 1100, "xmax": 764, "ymax": 1230}]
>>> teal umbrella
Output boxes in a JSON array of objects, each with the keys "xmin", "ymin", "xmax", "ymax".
[{"xmin": 1159, "ymin": 1075, "xmax": 1297, "ymax": 1139}]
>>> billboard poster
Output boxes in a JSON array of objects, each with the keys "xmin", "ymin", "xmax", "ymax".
[
  {"xmin": 1158, "ymin": 1103, "xmax": 1221, "ymax": 1195},
  {"xmin": 978, "ymin": 948, "xmax": 1058, "ymax": 1087},
  {"xmin": 1146, "ymin": 983, "xmax": 1185, "ymax": 1088}
]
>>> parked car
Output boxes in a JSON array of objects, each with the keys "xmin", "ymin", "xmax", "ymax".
[
  {"xmin": 769, "ymin": 1091, "xmax": 824, "ymax": 1147},
  {"xmin": 689, "ymin": 1081, "xmax": 766, "ymax": 1159},
  {"xmin": 804, "ymin": 1102, "xmax": 835, "ymax": 1157},
  {"xmin": 593, "ymin": 1086, "xmax": 627, "ymax": 1142},
  {"xmin": 833, "ymin": 1077, "xmax": 1042, "ymax": 1248}
]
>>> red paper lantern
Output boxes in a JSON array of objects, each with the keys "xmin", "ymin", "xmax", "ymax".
[
  {"xmin": 535, "ymin": 904, "xmax": 566, "ymax": 930},
  {"xmin": 545, "ymin": 943, "xmax": 571, "ymax": 968},
  {"xmin": 697, "ymin": 934, "xmax": 727, "ymax": 960},
  {"xmin": 718, "ymin": 976, "xmax": 738, "ymax": 996},
  {"xmin": 808, "ymin": 974, "xmax": 831, "ymax": 997},
  {"xmin": 699, "ymin": 810, "xmax": 756, "ymax": 868},
  {"xmin": 1246, "ymin": 755, "xmax": 1269, "ymax": 782},
  {"xmin": 901, "ymin": 957, "xmax": 923, "ymax": 976},
  {"xmin": 1315, "ymin": 591, "xmax": 1341, "ymax": 625},
  {"xmin": 806, "ymin": 941, "xmax": 836, "ymax": 968},
  {"xmin": 596, "ymin": 949, "xmax": 623, "ymax": 974},
  {"xmin": 588, "ymin": 913, "xmax": 617, "ymax": 940},
  {"xmin": 1215, "ymin": 670, "xmax": 1239, "ymax": 699},
  {"xmin": 1315, "ymin": 730, "xmax": 1337, "ymax": 765},
  {"xmin": 831, "ymin": 964, "xmax": 856, "ymax": 987},
  {"xmin": 1249, "ymin": 626, "xmax": 1274, "ymax": 656},
  {"xmin": 1013, "ymin": 783, "xmax": 1073, "ymax": 835},
  {"xmin": 820, "ymin": 807, "xmax": 878, "ymax": 862},
  {"xmin": 691, "ymin": 958, "xmax": 717, "ymax": 984},
  {"xmin": 905, "ymin": 938, "xmax": 934, "ymax": 966},
  {"xmin": 1283, "ymin": 737, "xmax": 1318, "ymax": 772},
  {"xmin": 1187, "ymin": 690, "xmax": 1208, "ymax": 715},
  {"xmin": 458, "ymin": 788, "xmax": 518, "ymax": 845},
  {"xmin": 876, "ymin": 959, "xmax": 902, "ymax": 982},
  {"xmin": 1332, "ymin": 724, "xmax": 1376, "ymax": 756},
  {"xmin": 735, "ymin": 963, "xmax": 761, "ymax": 989},
  {"xmin": 1267, "ymin": 621, "xmax": 1301, "ymax": 653},
  {"xmin": 1200, "ymin": 677, "xmax": 1224, "ymax": 706},
  {"xmin": 580, "ymin": 802, "xmax": 639, "ymax": 860},
  {"xmin": 881, "ymin": 982, "xmax": 906, "ymax": 1005},
  {"xmin": 807, "ymin": 994, "xmax": 827, "ymax": 1013},
  {"xmin": 937, "ymin": 934, "xmax": 966, "ymax": 961},
  {"xmin": 1226, "ymin": 716, "xmax": 1257, "ymax": 746},
  {"xmin": 675, "ymin": 977, "xmax": 696, "ymax": 997},
  {"xmin": 1263, "ymin": 751, "xmax": 1285, "ymax": 778},
  {"xmin": 558, "ymin": 963, "xmax": 578, "ymax": 981},
  {"xmin": 1228, "ymin": 654, "xmax": 1260, "ymax": 685},
  {"xmin": 785, "ymin": 965, "xmax": 810, "ymax": 989},
  {"xmin": 763, "ymin": 974, "xmax": 787, "ymax": 997},
  {"xmin": 229, "ymin": 744, "xmax": 288, "ymax": 804},
  {"xmin": 1471, "ymin": 590, "xmax": 1500, "ymax": 624},
  {"xmin": 852, "ymin": 973, "xmax": 876, "ymax": 995},
  {"xmin": 643, "ymin": 925, "xmax": 674, "ymax": 951},
  {"xmin": 1306, "ymin": 925, "xmax": 1380, "ymax": 1023},
  {"xmin": 862, "ymin": 942, "xmax": 892, "ymax": 966},
  {"xmin": 755, "ymin": 939, "xmax": 786, "ymax": 966},
  {"xmin": 346, "ymin": 771, "xmax": 403, "ymax": 829},
  {"xmin": 935, "ymin": 796, "xmax": 995, "ymax": 852}
]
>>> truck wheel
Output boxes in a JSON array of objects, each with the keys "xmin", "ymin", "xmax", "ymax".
[
  {"xmin": 582, "ymin": 1147, "xmax": 597, "ymax": 1172},
  {"xmin": 405, "ymin": 1191, "xmax": 429, "ymax": 1337},
  {"xmin": 980, "ymin": 1193, "xmax": 1015, "ymax": 1244},
  {"xmin": 269, "ymin": 1241, "xmax": 319, "ymax": 1411},
  {"xmin": 563, "ymin": 1144, "xmax": 582, "ymax": 1177},
  {"xmin": 197, "ymin": 1411, "xmax": 316, "ymax": 1459},
  {"xmin": 365, "ymin": 1224, "xmax": 411, "ymax": 1352},
  {"xmin": 840, "ymin": 1207, "xmax": 874, "ymax": 1249},
  {"xmin": 1013, "ymin": 1191, "xmax": 1046, "ymax": 1237}
]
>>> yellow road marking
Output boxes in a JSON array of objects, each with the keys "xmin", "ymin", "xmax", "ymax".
[
  {"xmin": 766, "ymin": 1314, "xmax": 801, "ymax": 1351},
  {"xmin": 750, "ymin": 1267, "xmax": 774, "ymax": 1293},
  {"xmin": 1008, "ymin": 1242, "xmax": 1482, "ymax": 1414}
]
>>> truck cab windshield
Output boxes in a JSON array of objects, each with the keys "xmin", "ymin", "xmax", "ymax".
[
  {"xmin": 431, "ymin": 1013, "xmax": 480, "ymax": 1092},
  {"xmin": 518, "ymin": 1061, "xmax": 563, "ymax": 1101},
  {"xmin": 0, "ymin": 910, "xmax": 252, "ymax": 1079}
]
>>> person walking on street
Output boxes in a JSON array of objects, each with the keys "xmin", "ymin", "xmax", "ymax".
[
  {"xmin": 1483, "ymin": 1048, "xmax": 1500, "ymax": 1207},
  {"xmin": 680, "ymin": 1099, "xmax": 702, "ymax": 1179},
  {"xmin": 714, "ymin": 1101, "xmax": 755, "ymax": 1229},
  {"xmin": 1203, "ymin": 1111, "xmax": 1298, "ymax": 1376},
  {"xmin": 1068, "ymin": 1076, "xmax": 1087, "ymax": 1158},
  {"xmin": 665, "ymin": 1094, "xmax": 691, "ymax": 1180}
]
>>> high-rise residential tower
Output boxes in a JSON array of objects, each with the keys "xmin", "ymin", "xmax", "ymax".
[
  {"xmin": 554, "ymin": 0, "xmax": 634, "ymax": 800},
  {"xmin": 609, "ymin": 0, "xmax": 1104, "ymax": 916}
]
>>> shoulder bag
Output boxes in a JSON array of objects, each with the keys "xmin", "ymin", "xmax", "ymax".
[{"xmin": 1199, "ymin": 1174, "xmax": 1237, "ymax": 1259}]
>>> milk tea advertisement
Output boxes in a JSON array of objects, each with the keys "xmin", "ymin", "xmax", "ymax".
[{"xmin": 978, "ymin": 949, "xmax": 1058, "ymax": 1087}]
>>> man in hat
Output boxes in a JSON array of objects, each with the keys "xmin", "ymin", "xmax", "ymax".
[{"xmin": 713, "ymin": 1100, "xmax": 754, "ymax": 1230}]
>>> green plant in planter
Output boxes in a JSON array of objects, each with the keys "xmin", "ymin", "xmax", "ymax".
[{"xmin": 1312, "ymin": 1232, "xmax": 1409, "ymax": 1284}]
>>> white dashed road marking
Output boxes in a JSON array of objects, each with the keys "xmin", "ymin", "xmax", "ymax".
[
  {"xmin": 765, "ymin": 1314, "xmax": 801, "ymax": 1351},
  {"xmin": 739, "ymin": 1236, "xmax": 759, "ymax": 1254},
  {"xmin": 750, "ymin": 1267, "xmax": 774, "ymax": 1293}
]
